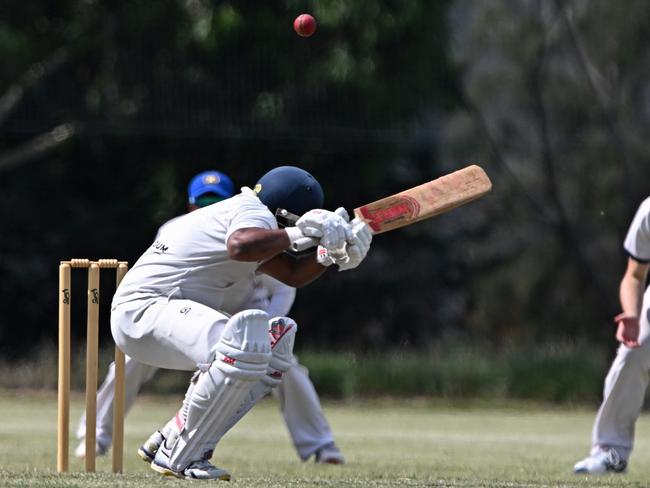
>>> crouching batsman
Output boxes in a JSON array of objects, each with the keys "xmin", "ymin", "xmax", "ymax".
[{"xmin": 110, "ymin": 166, "xmax": 372, "ymax": 480}]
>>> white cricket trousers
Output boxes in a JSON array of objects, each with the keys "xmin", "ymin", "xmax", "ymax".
[
  {"xmin": 591, "ymin": 292, "xmax": 650, "ymax": 461},
  {"xmin": 76, "ymin": 355, "xmax": 158, "ymax": 447},
  {"xmin": 93, "ymin": 299, "xmax": 336, "ymax": 459},
  {"xmin": 111, "ymin": 298, "xmax": 228, "ymax": 371}
]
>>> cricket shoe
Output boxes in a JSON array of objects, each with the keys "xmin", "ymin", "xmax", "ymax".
[
  {"xmin": 314, "ymin": 442, "xmax": 346, "ymax": 465},
  {"xmin": 573, "ymin": 448, "xmax": 627, "ymax": 474},
  {"xmin": 151, "ymin": 441, "xmax": 231, "ymax": 480},
  {"xmin": 73, "ymin": 440, "xmax": 109, "ymax": 459},
  {"xmin": 151, "ymin": 458, "xmax": 231, "ymax": 481},
  {"xmin": 137, "ymin": 430, "xmax": 164, "ymax": 463}
]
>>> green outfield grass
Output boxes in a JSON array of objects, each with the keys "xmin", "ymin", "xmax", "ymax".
[{"xmin": 1, "ymin": 390, "xmax": 650, "ymax": 487}]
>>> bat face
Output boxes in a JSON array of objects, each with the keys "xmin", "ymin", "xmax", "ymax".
[
  {"xmin": 355, "ymin": 195, "xmax": 421, "ymax": 233},
  {"xmin": 287, "ymin": 164, "xmax": 491, "ymax": 252},
  {"xmin": 353, "ymin": 165, "xmax": 492, "ymax": 234}
]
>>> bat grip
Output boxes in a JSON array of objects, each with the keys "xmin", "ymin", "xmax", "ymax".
[{"xmin": 290, "ymin": 236, "xmax": 319, "ymax": 252}]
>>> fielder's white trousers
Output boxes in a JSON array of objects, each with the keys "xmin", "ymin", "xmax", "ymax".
[
  {"xmin": 75, "ymin": 356, "xmax": 158, "ymax": 446},
  {"xmin": 590, "ymin": 296, "xmax": 650, "ymax": 461},
  {"xmin": 274, "ymin": 357, "xmax": 336, "ymax": 460}
]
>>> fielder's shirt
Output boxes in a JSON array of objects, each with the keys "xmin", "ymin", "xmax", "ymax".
[{"xmin": 624, "ymin": 196, "xmax": 650, "ymax": 263}]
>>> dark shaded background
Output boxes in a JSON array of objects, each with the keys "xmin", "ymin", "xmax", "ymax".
[{"xmin": 1, "ymin": 1, "xmax": 649, "ymax": 359}]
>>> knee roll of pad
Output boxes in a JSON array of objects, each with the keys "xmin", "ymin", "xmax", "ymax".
[
  {"xmin": 212, "ymin": 309, "xmax": 272, "ymax": 381},
  {"xmin": 262, "ymin": 317, "xmax": 298, "ymax": 388}
]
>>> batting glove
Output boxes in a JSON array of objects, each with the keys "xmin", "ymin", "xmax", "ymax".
[
  {"xmin": 337, "ymin": 220, "xmax": 372, "ymax": 272},
  {"xmin": 296, "ymin": 208, "xmax": 349, "ymax": 253},
  {"xmin": 316, "ymin": 245, "xmax": 335, "ymax": 267}
]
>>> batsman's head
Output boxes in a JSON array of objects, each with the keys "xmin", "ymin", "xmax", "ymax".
[
  {"xmin": 188, "ymin": 170, "xmax": 235, "ymax": 209},
  {"xmin": 254, "ymin": 166, "xmax": 324, "ymax": 218}
]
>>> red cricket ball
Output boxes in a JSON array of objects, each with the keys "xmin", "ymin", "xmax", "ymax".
[{"xmin": 294, "ymin": 13, "xmax": 317, "ymax": 37}]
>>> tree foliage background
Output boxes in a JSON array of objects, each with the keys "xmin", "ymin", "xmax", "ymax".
[{"xmin": 0, "ymin": 0, "xmax": 648, "ymax": 358}]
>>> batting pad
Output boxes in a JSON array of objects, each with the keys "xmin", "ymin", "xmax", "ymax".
[
  {"xmin": 167, "ymin": 310, "xmax": 271, "ymax": 471},
  {"xmin": 216, "ymin": 317, "xmax": 298, "ymax": 441}
]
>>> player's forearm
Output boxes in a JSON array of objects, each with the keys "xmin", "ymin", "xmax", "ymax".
[
  {"xmin": 281, "ymin": 264, "xmax": 325, "ymax": 288},
  {"xmin": 258, "ymin": 253, "xmax": 327, "ymax": 288},
  {"xmin": 227, "ymin": 228, "xmax": 294, "ymax": 262},
  {"xmin": 619, "ymin": 275, "xmax": 646, "ymax": 316},
  {"xmin": 619, "ymin": 260, "xmax": 649, "ymax": 316}
]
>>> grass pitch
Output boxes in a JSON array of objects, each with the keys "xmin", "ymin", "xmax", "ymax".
[{"xmin": 1, "ymin": 390, "xmax": 650, "ymax": 487}]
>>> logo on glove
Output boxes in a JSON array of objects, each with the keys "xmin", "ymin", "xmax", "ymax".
[{"xmin": 270, "ymin": 318, "xmax": 293, "ymax": 348}]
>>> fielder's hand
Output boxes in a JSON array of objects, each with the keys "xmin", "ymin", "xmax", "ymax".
[
  {"xmin": 296, "ymin": 208, "xmax": 349, "ymax": 254},
  {"xmin": 337, "ymin": 218, "xmax": 372, "ymax": 271},
  {"xmin": 614, "ymin": 313, "xmax": 640, "ymax": 348}
]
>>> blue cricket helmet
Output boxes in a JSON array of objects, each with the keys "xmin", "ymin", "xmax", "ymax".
[
  {"xmin": 254, "ymin": 166, "xmax": 324, "ymax": 217},
  {"xmin": 188, "ymin": 170, "xmax": 235, "ymax": 204}
]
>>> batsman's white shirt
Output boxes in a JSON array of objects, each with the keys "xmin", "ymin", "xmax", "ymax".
[
  {"xmin": 111, "ymin": 187, "xmax": 278, "ymax": 370},
  {"xmin": 113, "ymin": 187, "xmax": 277, "ymax": 310}
]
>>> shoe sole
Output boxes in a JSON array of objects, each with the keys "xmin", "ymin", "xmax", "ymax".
[
  {"xmin": 573, "ymin": 467, "xmax": 627, "ymax": 475},
  {"xmin": 137, "ymin": 446, "xmax": 155, "ymax": 463},
  {"xmin": 317, "ymin": 458, "xmax": 345, "ymax": 465},
  {"xmin": 151, "ymin": 459, "xmax": 231, "ymax": 481},
  {"xmin": 186, "ymin": 472, "xmax": 231, "ymax": 481},
  {"xmin": 150, "ymin": 460, "xmax": 185, "ymax": 479},
  {"xmin": 574, "ymin": 468, "xmax": 605, "ymax": 475}
]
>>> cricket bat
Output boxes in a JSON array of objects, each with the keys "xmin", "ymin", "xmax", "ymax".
[{"xmin": 289, "ymin": 164, "xmax": 492, "ymax": 252}]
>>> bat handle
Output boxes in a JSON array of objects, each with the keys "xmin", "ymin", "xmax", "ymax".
[{"xmin": 290, "ymin": 236, "xmax": 319, "ymax": 252}]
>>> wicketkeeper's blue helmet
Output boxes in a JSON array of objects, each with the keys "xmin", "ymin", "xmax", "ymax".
[{"xmin": 254, "ymin": 166, "xmax": 324, "ymax": 217}]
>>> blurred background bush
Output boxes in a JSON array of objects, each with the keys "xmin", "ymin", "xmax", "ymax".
[{"xmin": 1, "ymin": 1, "xmax": 649, "ymax": 402}]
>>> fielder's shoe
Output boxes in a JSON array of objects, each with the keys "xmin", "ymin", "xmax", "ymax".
[
  {"xmin": 137, "ymin": 430, "xmax": 164, "ymax": 463},
  {"xmin": 73, "ymin": 439, "xmax": 109, "ymax": 459},
  {"xmin": 314, "ymin": 442, "xmax": 346, "ymax": 465},
  {"xmin": 573, "ymin": 448, "xmax": 627, "ymax": 474},
  {"xmin": 151, "ymin": 439, "xmax": 231, "ymax": 480}
]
